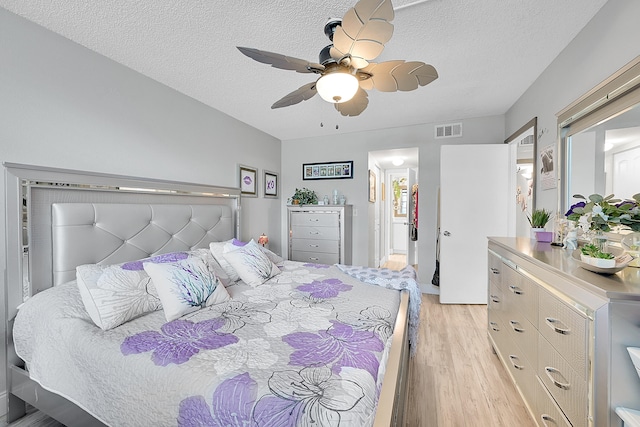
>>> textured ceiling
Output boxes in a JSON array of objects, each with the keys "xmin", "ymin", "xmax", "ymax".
[{"xmin": 0, "ymin": 0, "xmax": 608, "ymax": 141}]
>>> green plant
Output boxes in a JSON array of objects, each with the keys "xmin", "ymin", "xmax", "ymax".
[
  {"xmin": 580, "ymin": 243, "xmax": 614, "ymax": 259},
  {"xmin": 566, "ymin": 193, "xmax": 640, "ymax": 232},
  {"xmin": 291, "ymin": 187, "xmax": 318, "ymax": 204},
  {"xmin": 528, "ymin": 208, "xmax": 552, "ymax": 228}
]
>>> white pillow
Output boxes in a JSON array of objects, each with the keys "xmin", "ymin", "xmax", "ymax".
[
  {"xmin": 209, "ymin": 240, "xmax": 240, "ymax": 285},
  {"xmin": 76, "ymin": 261, "xmax": 165, "ymax": 331},
  {"xmin": 222, "ymin": 240, "xmax": 280, "ymax": 287},
  {"xmin": 143, "ymin": 257, "xmax": 230, "ymax": 322}
]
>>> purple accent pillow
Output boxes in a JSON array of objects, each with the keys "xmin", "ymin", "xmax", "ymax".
[{"xmin": 232, "ymin": 238, "xmax": 248, "ymax": 247}]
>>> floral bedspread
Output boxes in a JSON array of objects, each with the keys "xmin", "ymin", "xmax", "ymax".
[{"xmin": 13, "ymin": 261, "xmax": 402, "ymax": 426}]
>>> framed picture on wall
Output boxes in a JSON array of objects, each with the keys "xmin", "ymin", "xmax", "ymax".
[
  {"xmin": 369, "ymin": 170, "xmax": 376, "ymax": 202},
  {"xmin": 263, "ymin": 170, "xmax": 278, "ymax": 198},
  {"xmin": 239, "ymin": 165, "xmax": 258, "ymax": 197},
  {"xmin": 303, "ymin": 160, "xmax": 353, "ymax": 180}
]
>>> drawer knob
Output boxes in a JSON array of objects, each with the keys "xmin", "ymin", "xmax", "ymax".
[
  {"xmin": 509, "ymin": 320, "xmax": 525, "ymax": 333},
  {"xmin": 508, "ymin": 285, "xmax": 523, "ymax": 295},
  {"xmin": 489, "ymin": 321, "xmax": 500, "ymax": 332},
  {"xmin": 310, "ymin": 231, "xmax": 320, "ymax": 235},
  {"xmin": 545, "ymin": 317, "xmax": 570, "ymax": 335},
  {"xmin": 508, "ymin": 354, "xmax": 524, "ymax": 370},
  {"xmin": 490, "ymin": 295, "xmax": 500, "ymax": 304},
  {"xmin": 540, "ymin": 414, "xmax": 558, "ymax": 427},
  {"xmin": 544, "ymin": 366, "xmax": 570, "ymax": 390},
  {"xmin": 309, "ymin": 257, "xmax": 319, "ymax": 261},
  {"xmin": 309, "ymin": 244, "xmax": 319, "ymax": 248},
  {"xmin": 490, "ymin": 268, "xmax": 500, "ymax": 275},
  {"xmin": 309, "ymin": 218, "xmax": 319, "ymax": 222}
]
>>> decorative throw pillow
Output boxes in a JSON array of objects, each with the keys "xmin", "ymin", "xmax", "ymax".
[
  {"xmin": 75, "ymin": 254, "xmax": 188, "ymax": 330},
  {"xmin": 222, "ymin": 240, "xmax": 281, "ymax": 287},
  {"xmin": 231, "ymin": 238, "xmax": 284, "ymax": 265},
  {"xmin": 210, "ymin": 240, "xmax": 241, "ymax": 285},
  {"xmin": 143, "ymin": 257, "xmax": 230, "ymax": 322}
]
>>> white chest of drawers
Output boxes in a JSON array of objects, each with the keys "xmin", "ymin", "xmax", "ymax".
[
  {"xmin": 288, "ymin": 205, "xmax": 352, "ymax": 265},
  {"xmin": 488, "ymin": 237, "xmax": 640, "ymax": 427}
]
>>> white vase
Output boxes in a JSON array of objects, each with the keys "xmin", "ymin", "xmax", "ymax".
[{"xmin": 530, "ymin": 227, "xmax": 544, "ymax": 240}]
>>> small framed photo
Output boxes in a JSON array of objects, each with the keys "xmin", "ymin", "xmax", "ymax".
[
  {"xmin": 263, "ymin": 170, "xmax": 278, "ymax": 198},
  {"xmin": 239, "ymin": 165, "xmax": 258, "ymax": 197},
  {"xmin": 303, "ymin": 160, "xmax": 353, "ymax": 180}
]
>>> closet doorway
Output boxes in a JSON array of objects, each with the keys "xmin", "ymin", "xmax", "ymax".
[{"xmin": 368, "ymin": 148, "xmax": 419, "ymax": 271}]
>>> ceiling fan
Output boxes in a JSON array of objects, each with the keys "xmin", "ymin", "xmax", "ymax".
[{"xmin": 237, "ymin": 0, "xmax": 438, "ymax": 117}]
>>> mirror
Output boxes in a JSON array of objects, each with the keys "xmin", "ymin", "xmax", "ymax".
[
  {"xmin": 505, "ymin": 117, "xmax": 537, "ymax": 237},
  {"xmin": 559, "ymin": 57, "xmax": 640, "ymax": 227},
  {"xmin": 565, "ymin": 102, "xmax": 640, "ymax": 208},
  {"xmin": 392, "ymin": 177, "xmax": 408, "ymax": 218}
]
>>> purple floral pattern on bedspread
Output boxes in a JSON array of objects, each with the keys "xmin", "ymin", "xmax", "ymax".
[
  {"xmin": 283, "ymin": 321, "xmax": 384, "ymax": 379},
  {"xmin": 296, "ymin": 278, "xmax": 352, "ymax": 299},
  {"xmin": 121, "ymin": 317, "xmax": 238, "ymax": 366},
  {"xmin": 178, "ymin": 367, "xmax": 364, "ymax": 427},
  {"xmin": 120, "ymin": 252, "xmax": 189, "ymax": 271}
]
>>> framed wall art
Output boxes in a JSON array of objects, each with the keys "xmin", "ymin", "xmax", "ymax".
[
  {"xmin": 303, "ymin": 160, "xmax": 353, "ymax": 180},
  {"xmin": 263, "ymin": 170, "xmax": 278, "ymax": 198},
  {"xmin": 239, "ymin": 165, "xmax": 258, "ymax": 197}
]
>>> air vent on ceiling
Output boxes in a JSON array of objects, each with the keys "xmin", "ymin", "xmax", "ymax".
[{"xmin": 435, "ymin": 122, "xmax": 462, "ymax": 139}]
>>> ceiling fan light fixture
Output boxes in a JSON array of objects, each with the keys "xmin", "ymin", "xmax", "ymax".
[{"xmin": 316, "ymin": 70, "xmax": 359, "ymax": 104}]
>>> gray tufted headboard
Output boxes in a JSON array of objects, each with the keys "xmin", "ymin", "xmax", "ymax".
[
  {"xmin": 52, "ymin": 203, "xmax": 234, "ymax": 285},
  {"xmin": 4, "ymin": 163, "xmax": 241, "ymax": 322}
]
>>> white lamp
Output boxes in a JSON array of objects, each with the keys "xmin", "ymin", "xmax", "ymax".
[
  {"xmin": 316, "ymin": 69, "xmax": 359, "ymax": 104},
  {"xmin": 392, "ymin": 158, "xmax": 404, "ymax": 166}
]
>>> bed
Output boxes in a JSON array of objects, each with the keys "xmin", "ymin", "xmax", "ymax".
[{"xmin": 4, "ymin": 163, "xmax": 415, "ymax": 427}]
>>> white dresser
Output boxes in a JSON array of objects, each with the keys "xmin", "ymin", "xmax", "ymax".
[
  {"xmin": 288, "ymin": 205, "xmax": 352, "ymax": 265},
  {"xmin": 488, "ymin": 237, "xmax": 640, "ymax": 427}
]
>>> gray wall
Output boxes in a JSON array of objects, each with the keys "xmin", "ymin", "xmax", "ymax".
[
  {"xmin": 506, "ymin": 0, "xmax": 640, "ymax": 214},
  {"xmin": 281, "ymin": 115, "xmax": 506, "ymax": 286},
  {"xmin": 0, "ymin": 8, "xmax": 281, "ymax": 399}
]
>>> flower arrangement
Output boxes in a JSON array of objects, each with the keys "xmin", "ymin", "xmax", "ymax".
[
  {"xmin": 291, "ymin": 188, "xmax": 318, "ymax": 205},
  {"xmin": 565, "ymin": 193, "xmax": 640, "ymax": 233},
  {"xmin": 527, "ymin": 208, "xmax": 552, "ymax": 228}
]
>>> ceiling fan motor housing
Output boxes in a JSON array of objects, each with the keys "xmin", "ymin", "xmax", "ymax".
[{"xmin": 324, "ymin": 19, "xmax": 341, "ymax": 41}]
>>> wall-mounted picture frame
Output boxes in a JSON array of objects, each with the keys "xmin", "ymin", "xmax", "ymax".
[
  {"xmin": 263, "ymin": 170, "xmax": 278, "ymax": 198},
  {"xmin": 369, "ymin": 170, "xmax": 376, "ymax": 203},
  {"xmin": 303, "ymin": 160, "xmax": 353, "ymax": 180},
  {"xmin": 239, "ymin": 165, "xmax": 258, "ymax": 197}
]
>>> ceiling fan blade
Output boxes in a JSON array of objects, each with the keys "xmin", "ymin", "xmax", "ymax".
[
  {"xmin": 335, "ymin": 88, "xmax": 369, "ymax": 116},
  {"xmin": 363, "ymin": 60, "xmax": 438, "ymax": 92},
  {"xmin": 271, "ymin": 82, "xmax": 318, "ymax": 109},
  {"xmin": 331, "ymin": 0, "xmax": 394, "ymax": 69},
  {"xmin": 237, "ymin": 47, "xmax": 324, "ymax": 74}
]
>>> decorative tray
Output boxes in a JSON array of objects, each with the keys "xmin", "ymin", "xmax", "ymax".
[{"xmin": 571, "ymin": 248, "xmax": 634, "ymax": 274}]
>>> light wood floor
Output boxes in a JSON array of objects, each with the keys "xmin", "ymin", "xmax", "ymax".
[
  {"xmin": 3, "ymin": 267, "xmax": 534, "ymax": 427},
  {"xmin": 403, "ymin": 294, "xmax": 536, "ymax": 426}
]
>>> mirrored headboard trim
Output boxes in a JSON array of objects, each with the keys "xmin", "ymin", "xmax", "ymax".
[{"xmin": 4, "ymin": 162, "xmax": 241, "ymax": 322}]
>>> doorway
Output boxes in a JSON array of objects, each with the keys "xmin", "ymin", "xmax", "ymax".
[{"xmin": 368, "ymin": 148, "xmax": 419, "ymax": 270}]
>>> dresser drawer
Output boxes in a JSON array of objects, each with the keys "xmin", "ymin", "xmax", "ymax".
[
  {"xmin": 290, "ymin": 212, "xmax": 339, "ymax": 228},
  {"xmin": 291, "ymin": 225, "xmax": 339, "ymax": 240},
  {"xmin": 291, "ymin": 238, "xmax": 338, "ymax": 254},
  {"xmin": 502, "ymin": 266, "xmax": 538, "ymax": 325},
  {"xmin": 488, "ymin": 280, "xmax": 505, "ymax": 320},
  {"xmin": 538, "ymin": 289, "xmax": 588, "ymax": 379},
  {"xmin": 538, "ymin": 337, "xmax": 587, "ymax": 427},
  {"xmin": 488, "ymin": 309, "xmax": 507, "ymax": 354},
  {"xmin": 290, "ymin": 250, "xmax": 339, "ymax": 265},
  {"xmin": 488, "ymin": 251, "xmax": 503, "ymax": 287},
  {"xmin": 534, "ymin": 376, "xmax": 572, "ymax": 427},
  {"xmin": 505, "ymin": 317, "xmax": 537, "ymax": 367},
  {"xmin": 502, "ymin": 344, "xmax": 537, "ymax": 407}
]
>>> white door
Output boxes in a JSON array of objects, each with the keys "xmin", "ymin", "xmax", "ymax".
[{"xmin": 440, "ymin": 144, "xmax": 510, "ymax": 304}]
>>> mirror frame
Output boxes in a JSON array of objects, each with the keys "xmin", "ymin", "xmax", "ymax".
[
  {"xmin": 505, "ymin": 117, "xmax": 538, "ymax": 214},
  {"xmin": 557, "ymin": 56, "xmax": 640, "ymax": 230}
]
